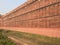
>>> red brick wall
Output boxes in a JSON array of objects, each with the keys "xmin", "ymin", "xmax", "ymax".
[
  {"xmin": 1, "ymin": 0, "xmax": 60, "ymax": 28},
  {"xmin": 0, "ymin": 19, "xmax": 2, "ymax": 27},
  {"xmin": 0, "ymin": 17, "xmax": 3, "ymax": 27}
]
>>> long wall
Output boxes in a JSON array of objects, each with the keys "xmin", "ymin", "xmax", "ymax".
[
  {"xmin": 1, "ymin": 0, "xmax": 60, "ymax": 28},
  {"xmin": 0, "ymin": 15, "xmax": 2, "ymax": 27},
  {"xmin": 0, "ymin": 18, "xmax": 2, "ymax": 27}
]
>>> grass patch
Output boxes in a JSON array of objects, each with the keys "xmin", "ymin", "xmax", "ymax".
[
  {"xmin": 4, "ymin": 30, "xmax": 60, "ymax": 45},
  {"xmin": 0, "ymin": 30, "xmax": 16, "ymax": 45}
]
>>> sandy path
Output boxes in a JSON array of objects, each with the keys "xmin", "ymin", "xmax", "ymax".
[
  {"xmin": 0, "ymin": 27, "xmax": 60, "ymax": 38},
  {"xmin": 8, "ymin": 36, "xmax": 28, "ymax": 45}
]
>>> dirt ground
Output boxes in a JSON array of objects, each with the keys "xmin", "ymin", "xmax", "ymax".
[
  {"xmin": 0, "ymin": 27, "xmax": 60, "ymax": 38},
  {"xmin": 8, "ymin": 36, "xmax": 33, "ymax": 45}
]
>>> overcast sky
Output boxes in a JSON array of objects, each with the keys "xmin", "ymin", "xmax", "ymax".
[{"xmin": 0, "ymin": 0, "xmax": 27, "ymax": 15}]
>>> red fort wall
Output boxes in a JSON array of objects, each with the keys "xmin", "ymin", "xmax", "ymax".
[{"xmin": 1, "ymin": 0, "xmax": 60, "ymax": 28}]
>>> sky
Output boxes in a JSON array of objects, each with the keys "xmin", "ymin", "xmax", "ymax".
[{"xmin": 0, "ymin": 0, "xmax": 27, "ymax": 15}]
